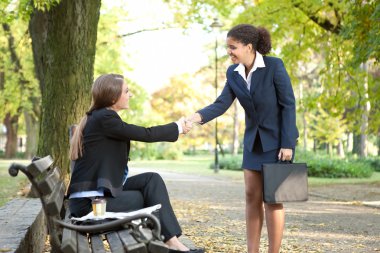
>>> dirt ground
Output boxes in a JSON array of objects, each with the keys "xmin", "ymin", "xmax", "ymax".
[{"xmin": 154, "ymin": 170, "xmax": 380, "ymax": 253}]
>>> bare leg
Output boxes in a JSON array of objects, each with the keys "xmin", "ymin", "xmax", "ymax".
[
  {"xmin": 265, "ymin": 203, "xmax": 284, "ymax": 253},
  {"xmin": 244, "ymin": 170, "xmax": 264, "ymax": 253},
  {"xmin": 165, "ymin": 236, "xmax": 189, "ymax": 251}
]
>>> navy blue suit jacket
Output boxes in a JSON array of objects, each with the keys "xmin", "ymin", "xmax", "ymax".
[{"xmin": 198, "ymin": 56, "xmax": 299, "ymax": 152}]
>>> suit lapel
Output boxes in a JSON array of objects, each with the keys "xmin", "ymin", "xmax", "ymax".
[
  {"xmin": 230, "ymin": 71, "xmax": 257, "ymax": 114},
  {"xmin": 250, "ymin": 68, "xmax": 264, "ymax": 95},
  {"xmin": 231, "ymin": 71, "xmax": 251, "ymax": 98}
]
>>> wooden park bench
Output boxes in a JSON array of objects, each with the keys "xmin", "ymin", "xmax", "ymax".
[{"xmin": 9, "ymin": 155, "xmax": 169, "ymax": 253}]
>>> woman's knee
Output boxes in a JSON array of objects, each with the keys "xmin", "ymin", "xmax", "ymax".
[
  {"xmin": 264, "ymin": 203, "xmax": 283, "ymax": 211},
  {"xmin": 147, "ymin": 172, "xmax": 165, "ymax": 184},
  {"xmin": 245, "ymin": 188, "xmax": 263, "ymax": 205}
]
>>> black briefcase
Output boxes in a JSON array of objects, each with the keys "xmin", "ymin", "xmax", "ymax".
[{"xmin": 262, "ymin": 162, "xmax": 308, "ymax": 204}]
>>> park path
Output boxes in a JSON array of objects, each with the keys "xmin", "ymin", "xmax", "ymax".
[{"xmin": 132, "ymin": 168, "xmax": 380, "ymax": 253}]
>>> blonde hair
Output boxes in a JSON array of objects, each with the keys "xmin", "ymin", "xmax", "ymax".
[{"xmin": 70, "ymin": 74, "xmax": 124, "ymax": 160}]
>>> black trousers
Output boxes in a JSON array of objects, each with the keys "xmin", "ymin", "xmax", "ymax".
[{"xmin": 69, "ymin": 172, "xmax": 182, "ymax": 241}]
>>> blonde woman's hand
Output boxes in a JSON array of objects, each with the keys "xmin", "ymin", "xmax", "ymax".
[{"xmin": 177, "ymin": 117, "xmax": 193, "ymax": 134}]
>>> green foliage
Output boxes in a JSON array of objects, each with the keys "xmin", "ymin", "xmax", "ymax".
[
  {"xmin": 307, "ymin": 107, "xmax": 347, "ymax": 148},
  {"xmin": 130, "ymin": 142, "xmax": 183, "ymax": 161},
  {"xmin": 357, "ymin": 156, "xmax": 380, "ymax": 172},
  {"xmin": 165, "ymin": 0, "xmax": 380, "ymax": 148},
  {"xmin": 210, "ymin": 155, "xmax": 242, "ymax": 171},
  {"xmin": 164, "ymin": 0, "xmax": 243, "ymax": 29},
  {"xmin": 32, "ymin": 0, "xmax": 61, "ymax": 11},
  {"xmin": 295, "ymin": 150, "xmax": 374, "ymax": 178},
  {"xmin": 0, "ymin": 11, "xmax": 40, "ymax": 119},
  {"xmin": 212, "ymin": 150, "xmax": 376, "ymax": 177},
  {"xmin": 341, "ymin": 1, "xmax": 380, "ymax": 66}
]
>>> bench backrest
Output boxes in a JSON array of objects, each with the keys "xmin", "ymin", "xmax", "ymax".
[{"xmin": 9, "ymin": 156, "xmax": 65, "ymax": 252}]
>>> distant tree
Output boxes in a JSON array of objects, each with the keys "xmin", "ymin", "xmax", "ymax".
[{"xmin": 0, "ymin": 19, "xmax": 39, "ymax": 158}]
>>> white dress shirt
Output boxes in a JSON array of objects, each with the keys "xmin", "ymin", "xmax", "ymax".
[{"xmin": 234, "ymin": 51, "xmax": 266, "ymax": 91}]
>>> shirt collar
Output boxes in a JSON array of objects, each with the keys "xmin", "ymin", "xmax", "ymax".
[{"xmin": 234, "ymin": 51, "xmax": 266, "ymax": 76}]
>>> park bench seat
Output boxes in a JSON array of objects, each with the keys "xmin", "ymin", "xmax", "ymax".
[{"xmin": 9, "ymin": 155, "xmax": 169, "ymax": 253}]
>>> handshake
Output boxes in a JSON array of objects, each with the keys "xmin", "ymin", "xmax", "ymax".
[{"xmin": 178, "ymin": 113, "xmax": 202, "ymax": 135}]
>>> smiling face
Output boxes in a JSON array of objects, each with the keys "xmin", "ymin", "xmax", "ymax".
[
  {"xmin": 111, "ymin": 82, "xmax": 132, "ymax": 111},
  {"xmin": 226, "ymin": 37, "xmax": 254, "ymax": 66}
]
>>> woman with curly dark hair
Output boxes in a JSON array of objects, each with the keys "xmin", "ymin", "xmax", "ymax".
[{"xmin": 188, "ymin": 24, "xmax": 299, "ymax": 253}]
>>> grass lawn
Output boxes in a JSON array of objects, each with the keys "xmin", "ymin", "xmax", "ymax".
[
  {"xmin": 130, "ymin": 154, "xmax": 245, "ymax": 181},
  {"xmin": 0, "ymin": 159, "xmax": 28, "ymax": 207}
]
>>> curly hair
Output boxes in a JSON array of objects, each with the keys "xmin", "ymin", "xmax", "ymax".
[{"xmin": 227, "ymin": 24, "xmax": 271, "ymax": 55}]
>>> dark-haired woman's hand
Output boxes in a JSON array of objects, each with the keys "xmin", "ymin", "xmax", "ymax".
[{"xmin": 278, "ymin": 148, "xmax": 293, "ymax": 161}]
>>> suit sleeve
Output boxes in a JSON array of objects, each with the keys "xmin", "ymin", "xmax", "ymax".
[
  {"xmin": 273, "ymin": 59, "xmax": 299, "ymax": 148},
  {"xmin": 197, "ymin": 81, "xmax": 236, "ymax": 124},
  {"xmin": 101, "ymin": 110, "xmax": 179, "ymax": 142}
]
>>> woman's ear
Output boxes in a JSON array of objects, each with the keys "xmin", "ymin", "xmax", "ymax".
[{"xmin": 247, "ymin": 43, "xmax": 253, "ymax": 52}]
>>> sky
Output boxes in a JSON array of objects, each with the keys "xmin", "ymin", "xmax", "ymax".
[{"xmin": 104, "ymin": 0, "xmax": 222, "ymax": 93}]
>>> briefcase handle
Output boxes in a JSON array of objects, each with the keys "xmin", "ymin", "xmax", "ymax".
[{"xmin": 277, "ymin": 160, "xmax": 292, "ymax": 164}]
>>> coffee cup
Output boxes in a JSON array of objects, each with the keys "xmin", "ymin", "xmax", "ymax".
[{"xmin": 92, "ymin": 197, "xmax": 106, "ymax": 217}]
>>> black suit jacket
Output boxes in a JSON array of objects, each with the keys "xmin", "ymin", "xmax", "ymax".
[
  {"xmin": 198, "ymin": 56, "xmax": 299, "ymax": 152},
  {"xmin": 68, "ymin": 108, "xmax": 178, "ymax": 197}
]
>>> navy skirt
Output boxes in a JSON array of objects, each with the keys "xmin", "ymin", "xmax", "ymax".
[{"xmin": 242, "ymin": 134, "xmax": 279, "ymax": 171}]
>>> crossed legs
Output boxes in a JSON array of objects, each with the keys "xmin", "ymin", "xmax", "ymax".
[{"xmin": 244, "ymin": 169, "xmax": 284, "ymax": 253}]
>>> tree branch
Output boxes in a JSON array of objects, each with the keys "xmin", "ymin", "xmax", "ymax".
[
  {"xmin": 291, "ymin": 0, "xmax": 342, "ymax": 34},
  {"xmin": 98, "ymin": 25, "xmax": 178, "ymax": 46}
]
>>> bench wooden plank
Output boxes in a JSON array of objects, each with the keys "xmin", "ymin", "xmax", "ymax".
[
  {"xmin": 58, "ymin": 212, "xmax": 73, "ymax": 253},
  {"xmin": 118, "ymin": 229, "xmax": 147, "ymax": 253},
  {"xmin": 90, "ymin": 234, "xmax": 106, "ymax": 253},
  {"xmin": 45, "ymin": 181, "xmax": 65, "ymax": 216},
  {"xmin": 61, "ymin": 227, "xmax": 77, "ymax": 253},
  {"xmin": 148, "ymin": 241, "xmax": 169, "ymax": 253},
  {"xmin": 106, "ymin": 232, "xmax": 125, "ymax": 253},
  {"xmin": 27, "ymin": 155, "xmax": 54, "ymax": 177},
  {"xmin": 37, "ymin": 167, "xmax": 61, "ymax": 195},
  {"xmin": 77, "ymin": 232, "xmax": 91, "ymax": 253}
]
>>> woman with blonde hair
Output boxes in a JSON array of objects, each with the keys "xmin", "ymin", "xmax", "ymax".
[{"xmin": 68, "ymin": 73, "xmax": 204, "ymax": 253}]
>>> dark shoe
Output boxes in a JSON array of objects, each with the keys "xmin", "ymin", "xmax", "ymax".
[{"xmin": 168, "ymin": 248, "xmax": 205, "ymax": 253}]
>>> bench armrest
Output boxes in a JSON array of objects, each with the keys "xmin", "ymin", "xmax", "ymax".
[{"xmin": 54, "ymin": 213, "xmax": 161, "ymax": 239}]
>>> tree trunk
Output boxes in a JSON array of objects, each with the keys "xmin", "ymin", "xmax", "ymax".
[
  {"xmin": 232, "ymin": 100, "xmax": 239, "ymax": 155},
  {"xmin": 352, "ymin": 133, "xmax": 361, "ymax": 155},
  {"xmin": 298, "ymin": 81, "xmax": 307, "ymax": 151},
  {"xmin": 359, "ymin": 62, "xmax": 370, "ymax": 157},
  {"xmin": 29, "ymin": 0, "xmax": 101, "ymax": 181},
  {"xmin": 24, "ymin": 111, "xmax": 39, "ymax": 159},
  {"xmin": 3, "ymin": 113, "xmax": 18, "ymax": 158},
  {"xmin": 302, "ymin": 111, "xmax": 308, "ymax": 151},
  {"xmin": 337, "ymin": 139, "xmax": 344, "ymax": 158}
]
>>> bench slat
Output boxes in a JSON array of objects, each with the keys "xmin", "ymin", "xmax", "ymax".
[
  {"xmin": 45, "ymin": 181, "xmax": 66, "ymax": 216},
  {"xmin": 148, "ymin": 241, "xmax": 169, "ymax": 253},
  {"xmin": 61, "ymin": 227, "xmax": 77, "ymax": 253},
  {"xmin": 106, "ymin": 232, "xmax": 124, "ymax": 253},
  {"xmin": 118, "ymin": 229, "xmax": 147, "ymax": 253},
  {"xmin": 37, "ymin": 167, "xmax": 61, "ymax": 196},
  {"xmin": 77, "ymin": 232, "xmax": 91, "ymax": 253},
  {"xmin": 90, "ymin": 234, "xmax": 106, "ymax": 253},
  {"xmin": 27, "ymin": 155, "xmax": 54, "ymax": 177}
]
